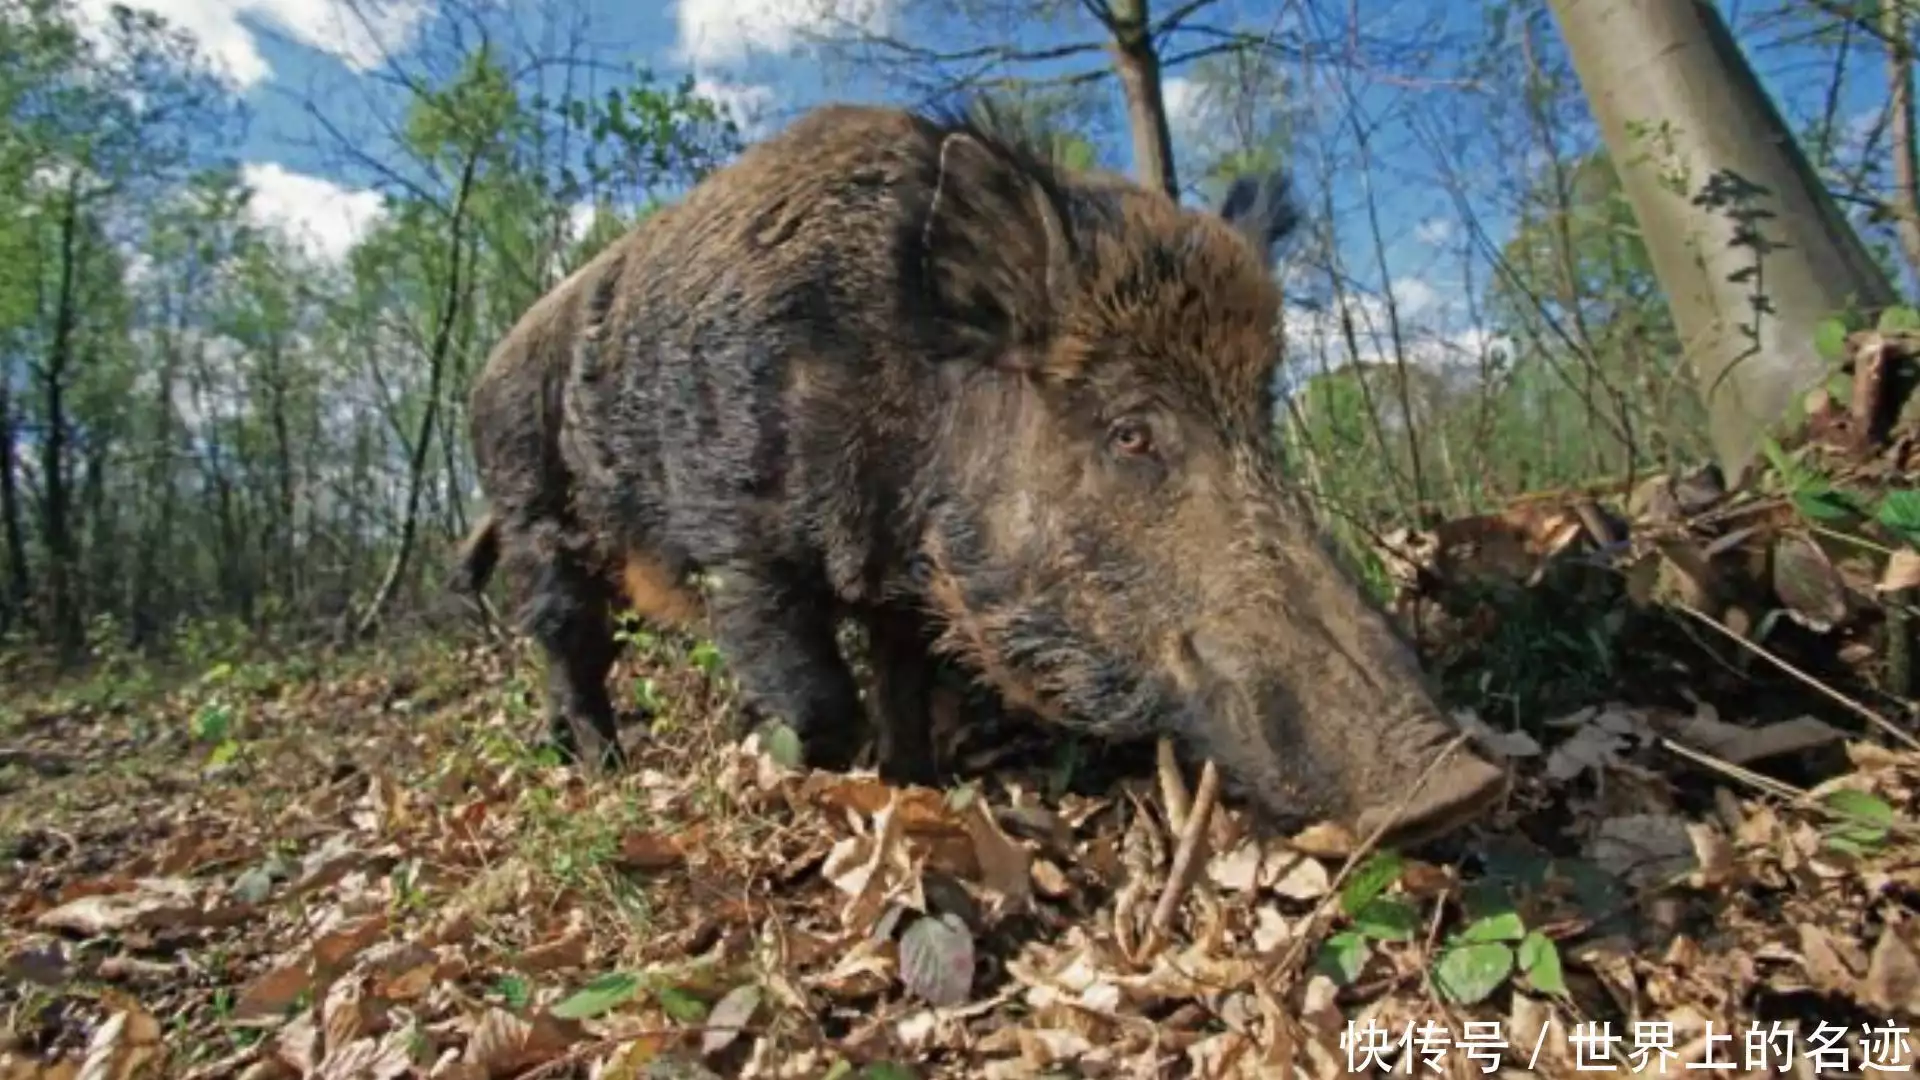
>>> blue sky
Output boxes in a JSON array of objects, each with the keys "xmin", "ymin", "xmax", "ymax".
[{"xmin": 73, "ymin": 0, "xmax": 1901, "ymax": 370}]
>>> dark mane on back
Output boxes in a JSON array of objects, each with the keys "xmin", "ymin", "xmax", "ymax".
[{"xmin": 921, "ymin": 93, "xmax": 1073, "ymax": 173}]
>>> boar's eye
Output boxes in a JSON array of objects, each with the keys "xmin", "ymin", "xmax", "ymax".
[{"xmin": 1106, "ymin": 416, "xmax": 1155, "ymax": 458}]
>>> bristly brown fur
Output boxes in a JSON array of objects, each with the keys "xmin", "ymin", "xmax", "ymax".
[{"xmin": 458, "ymin": 95, "xmax": 1505, "ymax": 843}]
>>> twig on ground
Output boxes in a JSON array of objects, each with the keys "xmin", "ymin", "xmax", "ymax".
[
  {"xmin": 1141, "ymin": 758, "xmax": 1220, "ymax": 960},
  {"xmin": 1157, "ymin": 737, "xmax": 1192, "ymax": 835},
  {"xmin": 1660, "ymin": 735, "xmax": 1920, "ymax": 838},
  {"xmin": 1674, "ymin": 601, "xmax": 1920, "ymax": 750}
]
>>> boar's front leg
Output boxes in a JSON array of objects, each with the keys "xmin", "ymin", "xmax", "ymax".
[
  {"xmin": 708, "ymin": 564, "xmax": 866, "ymax": 771},
  {"xmin": 525, "ymin": 550, "xmax": 626, "ymax": 773},
  {"xmin": 861, "ymin": 606, "xmax": 940, "ymax": 788}
]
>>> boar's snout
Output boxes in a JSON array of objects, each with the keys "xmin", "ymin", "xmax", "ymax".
[{"xmin": 1182, "ymin": 628, "xmax": 1507, "ymax": 847}]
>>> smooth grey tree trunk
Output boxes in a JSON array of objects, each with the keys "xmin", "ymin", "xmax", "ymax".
[{"xmin": 1546, "ymin": 0, "xmax": 1901, "ymax": 477}]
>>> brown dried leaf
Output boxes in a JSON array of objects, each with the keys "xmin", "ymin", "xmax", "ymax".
[
  {"xmin": 614, "ymin": 831, "xmax": 686, "ymax": 873},
  {"xmin": 320, "ymin": 978, "xmax": 369, "ymax": 1055},
  {"xmin": 1684, "ymin": 822, "xmax": 1735, "ymax": 888},
  {"xmin": 1772, "ymin": 532, "xmax": 1850, "ymax": 631},
  {"xmin": 1205, "ymin": 841, "xmax": 1264, "ymax": 894},
  {"xmin": 233, "ymin": 962, "xmax": 314, "ymax": 1022},
  {"xmin": 1586, "ymin": 815, "xmax": 1696, "ymax": 889},
  {"xmin": 959, "ymin": 797, "xmax": 1032, "ymax": 907},
  {"xmin": 1674, "ymin": 711, "xmax": 1843, "ymax": 766},
  {"xmin": 1863, "ymin": 924, "xmax": 1920, "ymax": 1016},
  {"xmin": 1030, "ymin": 859, "xmax": 1072, "ymax": 899},
  {"xmin": 267, "ymin": 1016, "xmax": 319, "ymax": 1077},
  {"xmin": 1797, "ymin": 924, "xmax": 1861, "ymax": 996},
  {"xmin": 462, "ymin": 1009, "xmax": 578, "ymax": 1079},
  {"xmin": 1879, "ymin": 548, "xmax": 1920, "ymax": 593},
  {"xmin": 75, "ymin": 1006, "xmax": 164, "ymax": 1080},
  {"xmin": 701, "ymin": 984, "xmax": 762, "ymax": 1057},
  {"xmin": 515, "ymin": 930, "xmax": 589, "ymax": 975},
  {"xmin": 311, "ymin": 914, "xmax": 388, "ymax": 970},
  {"xmin": 36, "ymin": 881, "xmax": 202, "ymax": 936},
  {"xmin": 314, "ymin": 1031, "xmax": 412, "ymax": 1080},
  {"xmin": 1286, "ymin": 822, "xmax": 1358, "ymax": 860}
]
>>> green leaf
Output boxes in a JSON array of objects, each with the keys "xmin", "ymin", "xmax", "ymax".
[
  {"xmin": 656, "ymin": 984, "xmax": 709, "ymax": 1024},
  {"xmin": 1351, "ymin": 897, "xmax": 1420, "ymax": 942},
  {"xmin": 761, "ymin": 722, "xmax": 804, "ymax": 769},
  {"xmin": 862, "ymin": 1066, "xmax": 917, "ymax": 1080},
  {"xmin": 1759, "ymin": 437, "xmax": 1796, "ymax": 485},
  {"xmin": 494, "ymin": 975, "xmax": 531, "ymax": 1010},
  {"xmin": 1878, "ymin": 305, "xmax": 1920, "ymax": 333},
  {"xmin": 688, "ymin": 640, "xmax": 724, "ymax": 676},
  {"xmin": 1877, "ymin": 491, "xmax": 1920, "ymax": 548},
  {"xmin": 1813, "ymin": 316, "xmax": 1851, "ymax": 361},
  {"xmin": 1458, "ymin": 911, "xmax": 1527, "ymax": 944},
  {"xmin": 1821, "ymin": 788, "xmax": 1894, "ymax": 854},
  {"xmin": 1792, "ymin": 484, "xmax": 1862, "ymax": 524},
  {"xmin": 1314, "ymin": 931, "xmax": 1371, "ymax": 985},
  {"xmin": 1517, "ymin": 931, "xmax": 1567, "ymax": 997},
  {"xmin": 1432, "ymin": 942, "xmax": 1515, "ymax": 1005},
  {"xmin": 1824, "ymin": 787, "xmax": 1894, "ymax": 826},
  {"xmin": 1338, "ymin": 850, "xmax": 1403, "ymax": 916},
  {"xmin": 551, "ymin": 971, "xmax": 642, "ymax": 1019}
]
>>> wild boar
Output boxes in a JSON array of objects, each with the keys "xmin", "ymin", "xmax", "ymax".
[{"xmin": 455, "ymin": 99, "xmax": 1507, "ymax": 846}]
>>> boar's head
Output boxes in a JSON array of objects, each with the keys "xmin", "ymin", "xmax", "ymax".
[{"xmin": 909, "ymin": 108, "xmax": 1505, "ymax": 846}]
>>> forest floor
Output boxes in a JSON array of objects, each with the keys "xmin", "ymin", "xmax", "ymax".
[{"xmin": 6, "ymin": 433, "xmax": 1920, "ymax": 1078}]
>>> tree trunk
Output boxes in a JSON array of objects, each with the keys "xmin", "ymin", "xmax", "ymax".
[
  {"xmin": 1886, "ymin": 1, "xmax": 1920, "ymax": 289},
  {"xmin": 355, "ymin": 148, "xmax": 482, "ymax": 638},
  {"xmin": 1546, "ymin": 0, "xmax": 1901, "ymax": 476},
  {"xmin": 1105, "ymin": 0, "xmax": 1180, "ymax": 200},
  {"xmin": 0, "ymin": 373, "xmax": 26, "ymax": 636},
  {"xmin": 41, "ymin": 179, "xmax": 83, "ymax": 663}
]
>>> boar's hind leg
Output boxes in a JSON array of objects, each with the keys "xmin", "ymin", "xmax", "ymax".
[
  {"xmin": 708, "ymin": 566, "xmax": 865, "ymax": 772},
  {"xmin": 525, "ymin": 551, "xmax": 626, "ymax": 773},
  {"xmin": 861, "ymin": 607, "xmax": 940, "ymax": 788}
]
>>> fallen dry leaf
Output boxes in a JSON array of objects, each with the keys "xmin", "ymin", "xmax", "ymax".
[
  {"xmin": 37, "ymin": 880, "xmax": 205, "ymax": 936},
  {"xmin": 75, "ymin": 1006, "xmax": 163, "ymax": 1080},
  {"xmin": 1863, "ymin": 923, "xmax": 1920, "ymax": 1016},
  {"xmin": 1674, "ymin": 709, "xmax": 1843, "ymax": 766},
  {"xmin": 1879, "ymin": 548, "xmax": 1920, "ymax": 593},
  {"xmin": 463, "ymin": 1009, "xmax": 578, "ymax": 1079}
]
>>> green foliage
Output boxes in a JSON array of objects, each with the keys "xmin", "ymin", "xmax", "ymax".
[
  {"xmin": 552, "ymin": 972, "xmax": 644, "ymax": 1019},
  {"xmin": 1821, "ymin": 788, "xmax": 1894, "ymax": 855},
  {"xmin": 1314, "ymin": 854, "xmax": 1567, "ymax": 1004}
]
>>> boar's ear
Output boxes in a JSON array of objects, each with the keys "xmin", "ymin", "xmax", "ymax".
[
  {"xmin": 1216, "ymin": 169, "xmax": 1302, "ymax": 269},
  {"xmin": 920, "ymin": 130, "xmax": 1076, "ymax": 373}
]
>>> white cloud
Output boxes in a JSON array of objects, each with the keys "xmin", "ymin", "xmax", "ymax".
[
  {"xmin": 565, "ymin": 200, "xmax": 599, "ymax": 245},
  {"xmin": 1160, "ymin": 75, "xmax": 1210, "ymax": 141},
  {"xmin": 240, "ymin": 162, "xmax": 385, "ymax": 262},
  {"xmin": 673, "ymin": 0, "xmax": 889, "ymax": 67},
  {"xmin": 694, "ymin": 76, "xmax": 776, "ymax": 137},
  {"xmin": 1414, "ymin": 217, "xmax": 1453, "ymax": 247},
  {"xmin": 1281, "ymin": 281, "xmax": 1510, "ymax": 378},
  {"xmin": 75, "ymin": 0, "xmax": 434, "ymax": 89},
  {"xmin": 1388, "ymin": 276, "xmax": 1439, "ymax": 317}
]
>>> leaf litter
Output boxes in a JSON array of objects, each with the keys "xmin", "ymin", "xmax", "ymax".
[{"xmin": 3, "ymin": 553, "xmax": 1920, "ymax": 1077}]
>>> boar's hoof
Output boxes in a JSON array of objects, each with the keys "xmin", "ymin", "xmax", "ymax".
[
  {"xmin": 549, "ymin": 716, "xmax": 628, "ymax": 776},
  {"xmin": 1351, "ymin": 752, "xmax": 1506, "ymax": 848}
]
